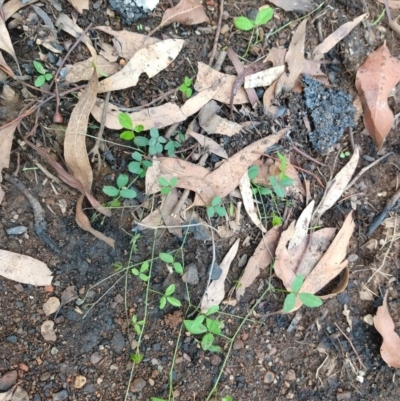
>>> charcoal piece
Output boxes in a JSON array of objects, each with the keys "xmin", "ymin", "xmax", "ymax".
[
  {"xmin": 302, "ymin": 75, "xmax": 356, "ymax": 154},
  {"xmin": 108, "ymin": 0, "xmax": 146, "ymax": 24}
]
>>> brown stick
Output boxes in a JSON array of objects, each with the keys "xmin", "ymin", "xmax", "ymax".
[{"xmin": 208, "ymin": 0, "xmax": 225, "ymax": 67}]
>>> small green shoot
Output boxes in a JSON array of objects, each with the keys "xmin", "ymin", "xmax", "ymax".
[
  {"xmin": 207, "ymin": 196, "xmax": 227, "ymax": 218},
  {"xmin": 271, "ymin": 212, "xmax": 283, "ymax": 227},
  {"xmin": 159, "ymin": 252, "xmax": 183, "ymax": 275},
  {"xmin": 179, "ymin": 76, "xmax": 193, "ymax": 98},
  {"xmin": 221, "ymin": 397, "xmax": 233, "ymax": 401},
  {"xmin": 130, "ymin": 233, "xmax": 141, "ymax": 254},
  {"xmin": 184, "ymin": 306, "xmax": 222, "ymax": 352},
  {"xmin": 130, "ymin": 352, "xmax": 143, "ymax": 364},
  {"xmin": 33, "ymin": 61, "xmax": 53, "ymax": 87},
  {"xmin": 148, "ymin": 127, "xmax": 167, "ymax": 155},
  {"xmin": 159, "ymin": 284, "xmax": 181, "ymax": 309},
  {"xmin": 340, "ymin": 150, "xmax": 351, "ymax": 159},
  {"xmin": 102, "ymin": 174, "xmax": 137, "ymax": 199},
  {"xmin": 158, "ymin": 176, "xmax": 178, "ymax": 195},
  {"xmin": 131, "ymin": 261, "xmax": 149, "ymax": 282},
  {"xmin": 131, "ymin": 314, "xmax": 145, "ymax": 335},
  {"xmin": 118, "ymin": 112, "xmax": 144, "ymax": 140},
  {"xmin": 283, "ymin": 274, "xmax": 323, "ymax": 312},
  {"xmin": 128, "ymin": 151, "xmax": 153, "ymax": 178}
]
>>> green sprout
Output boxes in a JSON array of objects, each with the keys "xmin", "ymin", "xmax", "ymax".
[
  {"xmin": 118, "ymin": 112, "xmax": 144, "ymax": 140},
  {"xmin": 283, "ymin": 274, "xmax": 323, "ymax": 313},
  {"xmin": 340, "ymin": 150, "xmax": 351, "ymax": 159},
  {"xmin": 159, "ymin": 284, "xmax": 181, "ymax": 309},
  {"xmin": 102, "ymin": 174, "xmax": 137, "ymax": 199},
  {"xmin": 207, "ymin": 196, "xmax": 227, "ymax": 218},
  {"xmin": 131, "ymin": 314, "xmax": 145, "ymax": 335},
  {"xmin": 158, "ymin": 176, "xmax": 178, "ymax": 195},
  {"xmin": 159, "ymin": 252, "xmax": 183, "ymax": 275},
  {"xmin": 33, "ymin": 61, "xmax": 53, "ymax": 87},
  {"xmin": 179, "ymin": 76, "xmax": 193, "ymax": 98},
  {"xmin": 128, "ymin": 151, "xmax": 153, "ymax": 178},
  {"xmin": 131, "ymin": 261, "xmax": 149, "ymax": 282}
]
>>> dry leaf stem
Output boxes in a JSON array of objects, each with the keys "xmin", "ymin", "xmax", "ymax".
[{"xmin": 208, "ymin": 0, "xmax": 224, "ymax": 67}]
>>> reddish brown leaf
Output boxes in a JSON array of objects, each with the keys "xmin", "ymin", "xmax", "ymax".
[
  {"xmin": 355, "ymin": 44, "xmax": 400, "ymax": 149},
  {"xmin": 374, "ymin": 291, "xmax": 400, "ymax": 368}
]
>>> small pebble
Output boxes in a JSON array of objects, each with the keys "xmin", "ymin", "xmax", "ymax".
[
  {"xmin": 182, "ymin": 263, "xmax": 199, "ymax": 285},
  {"xmin": 337, "ymin": 391, "xmax": 352, "ymax": 400},
  {"xmin": 51, "ymin": 347, "xmax": 58, "ymax": 355},
  {"xmin": 6, "ymin": 226, "xmax": 27, "ymax": 235},
  {"xmin": 130, "ymin": 378, "xmax": 146, "ymax": 393},
  {"xmin": 74, "ymin": 375, "xmax": 87, "ymax": 389},
  {"xmin": 0, "ymin": 370, "xmax": 17, "ymax": 391},
  {"xmin": 233, "ymin": 339, "xmax": 244, "ymax": 350},
  {"xmin": 347, "ymin": 254, "xmax": 358, "ymax": 263},
  {"xmin": 264, "ymin": 371, "xmax": 275, "ymax": 384},
  {"xmin": 210, "ymin": 354, "xmax": 222, "ymax": 366},
  {"xmin": 93, "ymin": 0, "xmax": 102, "ymax": 10},
  {"xmin": 52, "ymin": 389, "xmax": 68, "ymax": 401},
  {"xmin": 285, "ymin": 369, "xmax": 296, "ymax": 381},
  {"xmin": 6, "ymin": 335, "xmax": 17, "ymax": 344},
  {"xmin": 90, "ymin": 352, "xmax": 103, "ymax": 364}
]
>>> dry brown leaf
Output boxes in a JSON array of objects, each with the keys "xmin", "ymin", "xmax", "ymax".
[
  {"xmin": 0, "ymin": 249, "xmax": 53, "ymax": 286},
  {"xmin": 288, "ymin": 200, "xmax": 314, "ymax": 250},
  {"xmin": 0, "ymin": 121, "xmax": 18, "ymax": 181},
  {"xmin": 236, "ymin": 226, "xmax": 280, "ymax": 300},
  {"xmin": 198, "ymin": 100, "xmax": 242, "ymax": 136},
  {"xmin": 200, "ymin": 238, "xmax": 240, "ymax": 312},
  {"xmin": 64, "ymin": 71, "xmax": 98, "ymax": 190},
  {"xmin": 244, "ymin": 65, "xmax": 285, "ymax": 89},
  {"xmin": 0, "ymin": 186, "xmax": 4, "ymax": 204},
  {"xmin": 99, "ymin": 42, "xmax": 118, "ymax": 62},
  {"xmin": 313, "ymin": 146, "xmax": 359, "ymax": 221},
  {"xmin": 268, "ymin": 0, "xmax": 313, "ymax": 11},
  {"xmin": 161, "ymin": 188, "xmax": 184, "ymax": 237},
  {"xmin": 153, "ymin": 0, "xmax": 208, "ymax": 33},
  {"xmin": 275, "ymin": 19, "xmax": 307, "ymax": 96},
  {"xmin": 377, "ymin": 0, "xmax": 400, "ymax": 8},
  {"xmin": 262, "ymin": 80, "xmax": 280, "ymax": 116},
  {"xmin": 355, "ymin": 44, "xmax": 400, "ymax": 150},
  {"xmin": 265, "ymin": 47, "xmax": 286, "ymax": 66},
  {"xmin": 3, "ymin": 0, "xmax": 38, "ymax": 20},
  {"xmin": 239, "ymin": 171, "xmax": 266, "ymax": 232},
  {"xmin": 65, "ymin": 56, "xmax": 119, "ymax": 83},
  {"xmin": 68, "ymin": 0, "xmax": 89, "ymax": 14},
  {"xmin": 96, "ymin": 26, "xmax": 160, "ymax": 60},
  {"xmin": 374, "ymin": 291, "xmax": 400, "ymax": 368},
  {"xmin": 55, "ymin": 14, "xmax": 96, "ymax": 58},
  {"xmin": 76, "ymin": 195, "xmax": 115, "ymax": 248},
  {"xmin": 313, "ymin": 14, "xmax": 367, "ymax": 60},
  {"xmin": 0, "ymin": 14, "xmax": 19, "ymax": 70},
  {"xmin": 98, "ymin": 39, "xmax": 184, "ymax": 93},
  {"xmin": 92, "ymin": 86, "xmax": 217, "ymax": 130},
  {"xmin": 194, "ymin": 62, "xmax": 249, "ymax": 105},
  {"xmin": 189, "ymin": 131, "xmax": 228, "ymax": 159}
]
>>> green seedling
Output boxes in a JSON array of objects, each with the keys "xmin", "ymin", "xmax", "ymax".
[
  {"xmin": 159, "ymin": 252, "xmax": 183, "ymax": 275},
  {"xmin": 271, "ymin": 212, "xmax": 283, "ymax": 227},
  {"xmin": 179, "ymin": 76, "xmax": 193, "ymax": 98},
  {"xmin": 148, "ymin": 127, "xmax": 167, "ymax": 155},
  {"xmin": 33, "ymin": 61, "xmax": 52, "ymax": 87},
  {"xmin": 340, "ymin": 150, "xmax": 351, "ymax": 159},
  {"xmin": 164, "ymin": 137, "xmax": 181, "ymax": 157},
  {"xmin": 159, "ymin": 284, "xmax": 181, "ymax": 309},
  {"xmin": 207, "ymin": 196, "xmax": 227, "ymax": 218},
  {"xmin": 221, "ymin": 397, "xmax": 233, "ymax": 401},
  {"xmin": 129, "ymin": 151, "xmax": 153, "ymax": 178},
  {"xmin": 118, "ymin": 112, "xmax": 144, "ymax": 140},
  {"xmin": 283, "ymin": 274, "xmax": 323, "ymax": 312},
  {"xmin": 184, "ymin": 305, "xmax": 222, "ymax": 353},
  {"xmin": 131, "ymin": 314, "xmax": 145, "ymax": 335},
  {"xmin": 234, "ymin": 7, "xmax": 274, "ymax": 56},
  {"xmin": 102, "ymin": 174, "xmax": 137, "ymax": 199},
  {"xmin": 130, "ymin": 352, "xmax": 144, "ymax": 364},
  {"xmin": 131, "ymin": 261, "xmax": 149, "ymax": 282},
  {"xmin": 158, "ymin": 176, "xmax": 178, "ymax": 195},
  {"xmin": 130, "ymin": 233, "xmax": 141, "ymax": 254}
]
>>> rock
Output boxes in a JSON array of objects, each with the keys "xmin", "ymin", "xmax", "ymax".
[
  {"xmin": 264, "ymin": 371, "xmax": 275, "ymax": 384},
  {"xmin": 6, "ymin": 335, "xmax": 17, "ymax": 344},
  {"xmin": 43, "ymin": 297, "xmax": 60, "ymax": 315},
  {"xmin": 233, "ymin": 339, "xmax": 244, "ymax": 350},
  {"xmin": 81, "ymin": 332, "xmax": 101, "ymax": 353},
  {"xmin": 130, "ymin": 377, "xmax": 146, "ymax": 393},
  {"xmin": 90, "ymin": 352, "xmax": 103, "ymax": 364},
  {"xmin": 182, "ymin": 263, "xmax": 199, "ymax": 285},
  {"xmin": 74, "ymin": 375, "xmax": 87, "ymax": 389},
  {"xmin": 52, "ymin": 389, "xmax": 69, "ymax": 401},
  {"xmin": 337, "ymin": 391, "xmax": 352, "ymax": 400},
  {"xmin": 41, "ymin": 320, "xmax": 57, "ymax": 342},
  {"xmin": 40, "ymin": 372, "xmax": 50, "ymax": 381},
  {"xmin": 0, "ymin": 370, "xmax": 17, "ymax": 391},
  {"xmin": 210, "ymin": 354, "xmax": 222, "ymax": 366},
  {"xmin": 285, "ymin": 369, "xmax": 296, "ymax": 381},
  {"xmin": 6, "ymin": 226, "xmax": 27, "ymax": 235},
  {"xmin": 11, "ymin": 386, "xmax": 29, "ymax": 401},
  {"xmin": 220, "ymin": 24, "xmax": 230, "ymax": 35},
  {"xmin": 131, "ymin": 339, "xmax": 138, "ymax": 350},
  {"xmin": 111, "ymin": 330, "xmax": 126, "ymax": 354}
]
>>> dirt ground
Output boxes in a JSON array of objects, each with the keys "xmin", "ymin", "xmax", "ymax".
[{"xmin": 1, "ymin": 0, "xmax": 400, "ymax": 400}]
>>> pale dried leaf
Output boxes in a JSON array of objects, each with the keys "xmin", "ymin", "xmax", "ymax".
[
  {"xmin": 313, "ymin": 146, "xmax": 359, "ymax": 221},
  {"xmin": 99, "ymin": 42, "xmax": 118, "ymax": 62},
  {"xmin": 0, "ymin": 121, "xmax": 18, "ymax": 181},
  {"xmin": 64, "ymin": 71, "xmax": 98, "ymax": 190},
  {"xmin": 190, "ymin": 131, "xmax": 228, "ymax": 159},
  {"xmin": 239, "ymin": 171, "xmax": 266, "ymax": 232},
  {"xmin": 198, "ymin": 100, "xmax": 242, "ymax": 136},
  {"xmin": 377, "ymin": 0, "xmax": 400, "ymax": 9},
  {"xmin": 268, "ymin": 0, "xmax": 313, "ymax": 11},
  {"xmin": 41, "ymin": 320, "xmax": 56, "ymax": 342},
  {"xmin": 288, "ymin": 200, "xmax": 314, "ymax": 249},
  {"xmin": 0, "ymin": 15, "xmax": 19, "ymax": 68},
  {"xmin": 0, "ymin": 249, "xmax": 53, "ymax": 286},
  {"xmin": 244, "ymin": 65, "xmax": 285, "ymax": 89},
  {"xmin": 374, "ymin": 291, "xmax": 400, "ymax": 368},
  {"xmin": 161, "ymin": 188, "xmax": 184, "ymax": 237},
  {"xmin": 68, "ymin": 0, "xmax": 89, "ymax": 13},
  {"xmin": 200, "ymin": 239, "xmax": 240, "ymax": 312},
  {"xmin": 355, "ymin": 44, "xmax": 400, "ymax": 149},
  {"xmin": 76, "ymin": 195, "xmax": 115, "ymax": 248},
  {"xmin": 98, "ymin": 39, "xmax": 184, "ymax": 93},
  {"xmin": 313, "ymin": 14, "xmax": 367, "ymax": 60},
  {"xmin": 158, "ymin": 0, "xmax": 208, "ymax": 29},
  {"xmin": 194, "ymin": 62, "xmax": 249, "ymax": 105},
  {"xmin": 265, "ymin": 47, "xmax": 286, "ymax": 66},
  {"xmin": 61, "ymin": 285, "xmax": 77, "ymax": 305},
  {"xmin": 55, "ymin": 14, "xmax": 96, "ymax": 57},
  {"xmin": 65, "ymin": 56, "xmax": 119, "ymax": 83},
  {"xmin": 96, "ymin": 26, "xmax": 160, "ymax": 59},
  {"xmin": 43, "ymin": 297, "xmax": 60, "ymax": 315},
  {"xmin": 135, "ymin": 207, "xmax": 163, "ymax": 230},
  {"xmin": 236, "ymin": 226, "xmax": 280, "ymax": 299},
  {"xmin": 275, "ymin": 19, "xmax": 307, "ymax": 95},
  {"xmin": 263, "ymin": 80, "xmax": 280, "ymax": 116},
  {"xmin": 0, "ymin": 186, "xmax": 4, "ymax": 204},
  {"xmin": 92, "ymin": 87, "xmax": 217, "ymax": 130},
  {"xmin": 4, "ymin": 0, "xmax": 38, "ymax": 20}
]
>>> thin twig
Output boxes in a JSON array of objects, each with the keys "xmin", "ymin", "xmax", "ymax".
[
  {"xmin": 292, "ymin": 145, "xmax": 327, "ymax": 167},
  {"xmin": 208, "ymin": 0, "xmax": 225, "ymax": 67}
]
